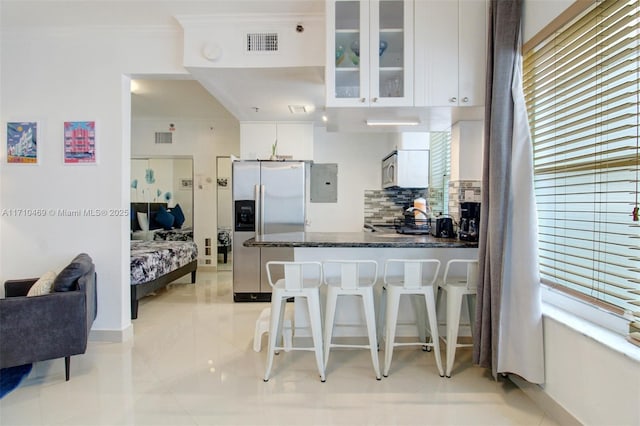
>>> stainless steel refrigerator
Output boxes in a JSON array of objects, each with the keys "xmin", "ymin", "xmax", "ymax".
[{"xmin": 232, "ymin": 160, "xmax": 306, "ymax": 302}]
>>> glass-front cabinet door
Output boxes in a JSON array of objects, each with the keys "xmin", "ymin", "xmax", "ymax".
[{"xmin": 326, "ymin": 0, "xmax": 413, "ymax": 107}]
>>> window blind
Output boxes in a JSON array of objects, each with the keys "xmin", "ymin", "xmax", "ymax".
[
  {"xmin": 523, "ymin": 0, "xmax": 640, "ymax": 322},
  {"xmin": 429, "ymin": 131, "xmax": 451, "ymax": 216}
]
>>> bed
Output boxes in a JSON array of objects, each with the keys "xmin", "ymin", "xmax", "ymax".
[
  {"xmin": 129, "ymin": 202, "xmax": 198, "ymax": 319},
  {"xmin": 130, "ymin": 240, "xmax": 198, "ymax": 319}
]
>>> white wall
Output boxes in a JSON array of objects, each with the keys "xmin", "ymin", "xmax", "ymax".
[
  {"xmin": 538, "ymin": 316, "xmax": 640, "ymax": 425},
  {"xmin": 216, "ymin": 156, "xmax": 233, "ymax": 230},
  {"xmin": 0, "ymin": 17, "xmax": 186, "ymax": 335},
  {"xmin": 450, "ymin": 120, "xmax": 483, "ymax": 182},
  {"xmin": 522, "ymin": 0, "xmax": 577, "ymax": 43},
  {"xmin": 173, "ymin": 158, "xmax": 194, "ymax": 228},
  {"xmin": 131, "ymin": 118, "xmax": 239, "ymax": 264},
  {"xmin": 307, "ymin": 128, "xmax": 391, "ymax": 232}
]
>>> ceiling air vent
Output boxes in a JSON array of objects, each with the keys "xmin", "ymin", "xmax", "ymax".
[
  {"xmin": 155, "ymin": 132, "xmax": 173, "ymax": 144},
  {"xmin": 246, "ymin": 32, "xmax": 279, "ymax": 52}
]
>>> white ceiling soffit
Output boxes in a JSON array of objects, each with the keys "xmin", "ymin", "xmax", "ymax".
[
  {"xmin": 130, "ymin": 79, "xmax": 235, "ymax": 121},
  {"xmin": 188, "ymin": 66, "xmax": 325, "ymax": 122}
]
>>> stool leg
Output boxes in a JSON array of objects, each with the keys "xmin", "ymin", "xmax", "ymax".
[
  {"xmin": 277, "ymin": 301, "xmax": 287, "ymax": 353},
  {"xmin": 362, "ymin": 290, "xmax": 381, "ymax": 380},
  {"xmin": 253, "ymin": 311, "xmax": 268, "ymax": 352},
  {"xmin": 466, "ymin": 293, "xmax": 477, "ymax": 340},
  {"xmin": 263, "ymin": 297, "xmax": 283, "ymax": 382},
  {"xmin": 412, "ymin": 295, "xmax": 428, "ymax": 345},
  {"xmin": 283, "ymin": 319, "xmax": 293, "ymax": 352},
  {"xmin": 307, "ymin": 292, "xmax": 326, "ymax": 382},
  {"xmin": 377, "ymin": 286, "xmax": 387, "ymax": 349},
  {"xmin": 383, "ymin": 290, "xmax": 400, "ymax": 377},
  {"xmin": 445, "ymin": 287, "xmax": 464, "ymax": 378},
  {"xmin": 323, "ymin": 287, "xmax": 338, "ymax": 370},
  {"xmin": 424, "ymin": 287, "xmax": 445, "ymax": 377}
]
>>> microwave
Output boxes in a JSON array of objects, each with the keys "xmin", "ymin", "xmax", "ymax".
[{"xmin": 381, "ymin": 150, "xmax": 429, "ymax": 189}]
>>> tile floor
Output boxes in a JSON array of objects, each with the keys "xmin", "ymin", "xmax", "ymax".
[{"xmin": 0, "ymin": 269, "xmax": 559, "ymax": 426}]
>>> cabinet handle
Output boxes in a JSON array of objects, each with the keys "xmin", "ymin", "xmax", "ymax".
[
  {"xmin": 360, "ymin": 98, "xmax": 366, "ymax": 103},
  {"xmin": 449, "ymin": 97, "xmax": 457, "ymax": 103},
  {"xmin": 462, "ymin": 97, "xmax": 469, "ymax": 103},
  {"xmin": 372, "ymin": 97, "xmax": 378, "ymax": 102}
]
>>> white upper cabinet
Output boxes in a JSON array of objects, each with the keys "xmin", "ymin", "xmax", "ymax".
[
  {"xmin": 326, "ymin": 0, "xmax": 414, "ymax": 107},
  {"xmin": 240, "ymin": 122, "xmax": 313, "ymax": 161},
  {"xmin": 414, "ymin": 0, "xmax": 487, "ymax": 107}
]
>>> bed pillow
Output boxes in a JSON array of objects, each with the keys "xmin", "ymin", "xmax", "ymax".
[
  {"xmin": 170, "ymin": 204, "xmax": 186, "ymax": 228},
  {"xmin": 27, "ymin": 271, "xmax": 57, "ymax": 296},
  {"xmin": 155, "ymin": 205, "xmax": 175, "ymax": 230},
  {"xmin": 137, "ymin": 212, "xmax": 149, "ymax": 231},
  {"xmin": 148, "ymin": 211, "xmax": 163, "ymax": 230}
]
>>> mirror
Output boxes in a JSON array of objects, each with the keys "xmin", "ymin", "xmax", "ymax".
[
  {"xmin": 130, "ymin": 157, "xmax": 194, "ymax": 238},
  {"xmin": 216, "ymin": 156, "xmax": 233, "ymax": 270}
]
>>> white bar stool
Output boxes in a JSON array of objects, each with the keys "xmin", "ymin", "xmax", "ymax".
[
  {"xmin": 437, "ymin": 259, "xmax": 479, "ymax": 378},
  {"xmin": 382, "ymin": 259, "xmax": 445, "ymax": 378},
  {"xmin": 263, "ymin": 261, "xmax": 325, "ymax": 382},
  {"xmin": 253, "ymin": 307, "xmax": 292, "ymax": 352},
  {"xmin": 322, "ymin": 260, "xmax": 381, "ymax": 380}
]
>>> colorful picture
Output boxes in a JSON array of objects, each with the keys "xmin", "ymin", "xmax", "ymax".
[
  {"xmin": 7, "ymin": 122, "xmax": 38, "ymax": 164},
  {"xmin": 64, "ymin": 121, "xmax": 96, "ymax": 164}
]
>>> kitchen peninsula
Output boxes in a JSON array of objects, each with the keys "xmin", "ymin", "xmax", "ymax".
[
  {"xmin": 244, "ymin": 231, "xmax": 478, "ymax": 249},
  {"xmin": 244, "ymin": 231, "xmax": 478, "ymax": 337}
]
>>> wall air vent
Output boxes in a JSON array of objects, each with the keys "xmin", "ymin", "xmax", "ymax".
[
  {"xmin": 155, "ymin": 132, "xmax": 173, "ymax": 144},
  {"xmin": 246, "ymin": 32, "xmax": 279, "ymax": 52}
]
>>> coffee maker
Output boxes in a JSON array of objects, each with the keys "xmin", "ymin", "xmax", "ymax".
[{"xmin": 459, "ymin": 202, "xmax": 480, "ymax": 241}]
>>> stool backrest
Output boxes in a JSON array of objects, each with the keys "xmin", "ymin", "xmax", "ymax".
[
  {"xmin": 266, "ymin": 261, "xmax": 322, "ymax": 291},
  {"xmin": 322, "ymin": 260, "xmax": 378, "ymax": 289},
  {"xmin": 443, "ymin": 259, "xmax": 479, "ymax": 290},
  {"xmin": 383, "ymin": 259, "xmax": 441, "ymax": 289}
]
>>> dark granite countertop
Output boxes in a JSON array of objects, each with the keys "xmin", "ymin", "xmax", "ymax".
[{"xmin": 243, "ymin": 232, "xmax": 478, "ymax": 249}]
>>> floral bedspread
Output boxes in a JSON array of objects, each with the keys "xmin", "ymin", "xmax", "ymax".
[
  {"xmin": 153, "ymin": 227, "xmax": 193, "ymax": 242},
  {"xmin": 130, "ymin": 240, "xmax": 198, "ymax": 285}
]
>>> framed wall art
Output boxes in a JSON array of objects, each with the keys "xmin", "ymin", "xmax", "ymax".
[
  {"xmin": 64, "ymin": 120, "xmax": 96, "ymax": 164},
  {"xmin": 180, "ymin": 178, "xmax": 193, "ymax": 190},
  {"xmin": 6, "ymin": 121, "xmax": 39, "ymax": 164}
]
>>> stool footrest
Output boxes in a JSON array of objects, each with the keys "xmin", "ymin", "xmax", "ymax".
[
  {"xmin": 391, "ymin": 342, "xmax": 429, "ymax": 348},
  {"xmin": 329, "ymin": 343, "xmax": 372, "ymax": 349}
]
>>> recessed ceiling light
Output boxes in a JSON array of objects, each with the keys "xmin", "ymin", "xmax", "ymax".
[
  {"xmin": 322, "ymin": 115, "xmax": 328, "ymax": 122},
  {"xmin": 366, "ymin": 119, "xmax": 421, "ymax": 126},
  {"xmin": 288, "ymin": 105, "xmax": 308, "ymax": 114}
]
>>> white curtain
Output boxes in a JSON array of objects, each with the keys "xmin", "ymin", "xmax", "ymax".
[{"xmin": 498, "ymin": 51, "xmax": 545, "ymax": 384}]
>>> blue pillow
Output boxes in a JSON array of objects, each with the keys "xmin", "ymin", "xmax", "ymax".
[
  {"xmin": 148, "ymin": 212, "xmax": 162, "ymax": 230},
  {"xmin": 170, "ymin": 204, "xmax": 186, "ymax": 228},
  {"xmin": 155, "ymin": 206, "xmax": 175, "ymax": 230}
]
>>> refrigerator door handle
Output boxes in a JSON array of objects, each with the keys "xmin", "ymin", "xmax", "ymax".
[
  {"xmin": 254, "ymin": 184, "xmax": 261, "ymax": 236},
  {"xmin": 259, "ymin": 184, "xmax": 265, "ymax": 236}
]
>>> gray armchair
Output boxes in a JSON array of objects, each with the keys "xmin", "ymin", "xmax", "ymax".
[{"xmin": 0, "ymin": 253, "xmax": 97, "ymax": 381}]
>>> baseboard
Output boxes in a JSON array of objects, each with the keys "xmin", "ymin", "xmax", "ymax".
[
  {"xmin": 198, "ymin": 265, "xmax": 217, "ymax": 272},
  {"xmin": 89, "ymin": 324, "xmax": 134, "ymax": 343},
  {"xmin": 509, "ymin": 374, "xmax": 581, "ymax": 426}
]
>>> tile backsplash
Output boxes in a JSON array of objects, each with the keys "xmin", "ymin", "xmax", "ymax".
[
  {"xmin": 448, "ymin": 180, "xmax": 481, "ymax": 220},
  {"xmin": 364, "ymin": 188, "xmax": 427, "ymax": 224}
]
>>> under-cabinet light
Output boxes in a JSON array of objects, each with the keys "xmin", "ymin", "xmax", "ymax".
[{"xmin": 365, "ymin": 119, "xmax": 420, "ymax": 126}]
